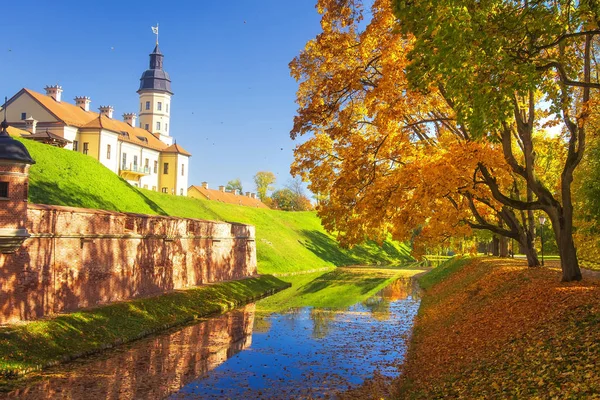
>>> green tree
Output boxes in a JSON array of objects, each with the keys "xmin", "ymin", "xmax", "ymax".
[
  {"xmin": 392, "ymin": 0, "xmax": 600, "ymax": 281},
  {"xmin": 225, "ymin": 178, "xmax": 243, "ymax": 193},
  {"xmin": 254, "ymin": 171, "xmax": 276, "ymax": 201},
  {"xmin": 271, "ymin": 188, "xmax": 297, "ymax": 210}
]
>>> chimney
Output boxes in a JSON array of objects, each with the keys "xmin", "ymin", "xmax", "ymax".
[
  {"xmin": 74, "ymin": 96, "xmax": 91, "ymax": 112},
  {"xmin": 99, "ymin": 106, "xmax": 114, "ymax": 119},
  {"xmin": 201, "ymin": 182, "xmax": 208, "ymax": 189},
  {"xmin": 245, "ymin": 191, "xmax": 250, "ymax": 197},
  {"xmin": 218, "ymin": 185, "xmax": 225, "ymax": 192},
  {"xmin": 44, "ymin": 85, "xmax": 63, "ymax": 102},
  {"xmin": 24, "ymin": 117, "xmax": 37, "ymax": 134},
  {"xmin": 123, "ymin": 112, "xmax": 137, "ymax": 127}
]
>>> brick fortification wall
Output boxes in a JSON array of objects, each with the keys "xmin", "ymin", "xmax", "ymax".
[{"xmin": 0, "ymin": 204, "xmax": 257, "ymax": 325}]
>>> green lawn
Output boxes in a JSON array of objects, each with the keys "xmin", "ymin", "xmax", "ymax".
[
  {"xmin": 21, "ymin": 139, "xmax": 414, "ymax": 274},
  {"xmin": 0, "ymin": 275, "xmax": 289, "ymax": 385}
]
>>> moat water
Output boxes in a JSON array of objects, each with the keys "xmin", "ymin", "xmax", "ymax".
[{"xmin": 6, "ymin": 273, "xmax": 421, "ymax": 399}]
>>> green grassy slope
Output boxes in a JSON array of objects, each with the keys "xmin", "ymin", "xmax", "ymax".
[{"xmin": 21, "ymin": 139, "xmax": 413, "ymax": 274}]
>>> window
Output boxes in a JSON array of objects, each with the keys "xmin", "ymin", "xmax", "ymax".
[
  {"xmin": 181, "ymin": 163, "xmax": 185, "ymax": 176},
  {"xmin": 140, "ymin": 103, "xmax": 142, "ymax": 112},
  {"xmin": 143, "ymin": 184, "xmax": 148, "ymax": 189},
  {"xmin": 165, "ymin": 123, "xmax": 168, "ymax": 132},
  {"xmin": 156, "ymin": 121, "xmax": 161, "ymax": 131},
  {"xmin": 144, "ymin": 158, "xmax": 149, "ymax": 172},
  {"xmin": 163, "ymin": 163, "xmax": 169, "ymax": 174},
  {"xmin": 153, "ymin": 160, "xmax": 158, "ymax": 174},
  {"xmin": 157, "ymin": 102, "xmax": 162, "ymax": 111},
  {"xmin": 73, "ymin": 140, "xmax": 78, "ymax": 151},
  {"xmin": 21, "ymin": 112, "xmax": 26, "ymax": 120},
  {"xmin": 0, "ymin": 182, "xmax": 8, "ymax": 198},
  {"xmin": 83, "ymin": 142, "xmax": 89, "ymax": 155},
  {"xmin": 152, "ymin": 186, "xmax": 157, "ymax": 191},
  {"xmin": 180, "ymin": 188, "xmax": 183, "ymax": 195},
  {"xmin": 23, "ymin": 182, "xmax": 28, "ymax": 202},
  {"xmin": 133, "ymin": 155, "xmax": 138, "ymax": 170},
  {"xmin": 145, "ymin": 124, "xmax": 149, "ymax": 131},
  {"xmin": 145, "ymin": 101, "xmax": 150, "ymax": 110},
  {"xmin": 122, "ymin": 153, "xmax": 127, "ymax": 169},
  {"xmin": 166, "ymin": 103, "xmax": 169, "ymax": 113},
  {"xmin": 106, "ymin": 144, "xmax": 111, "ymax": 160},
  {"xmin": 162, "ymin": 187, "xmax": 168, "ymax": 193}
]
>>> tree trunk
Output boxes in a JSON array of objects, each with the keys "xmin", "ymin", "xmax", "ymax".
[
  {"xmin": 550, "ymin": 200, "xmax": 582, "ymax": 282},
  {"xmin": 519, "ymin": 230, "xmax": 539, "ymax": 267},
  {"xmin": 557, "ymin": 229, "xmax": 581, "ymax": 281},
  {"xmin": 492, "ymin": 237, "xmax": 500, "ymax": 256},
  {"xmin": 499, "ymin": 236, "xmax": 509, "ymax": 257}
]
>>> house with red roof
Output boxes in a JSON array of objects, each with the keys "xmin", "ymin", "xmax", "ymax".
[
  {"xmin": 0, "ymin": 44, "xmax": 191, "ymax": 195},
  {"xmin": 188, "ymin": 182, "xmax": 269, "ymax": 208}
]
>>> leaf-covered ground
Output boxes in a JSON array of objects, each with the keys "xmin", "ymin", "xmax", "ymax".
[
  {"xmin": 396, "ymin": 258, "xmax": 600, "ymax": 399},
  {"xmin": 339, "ymin": 258, "xmax": 600, "ymax": 399}
]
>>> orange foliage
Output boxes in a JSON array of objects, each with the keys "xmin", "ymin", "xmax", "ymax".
[
  {"xmin": 290, "ymin": 0, "xmax": 517, "ymax": 254},
  {"xmin": 397, "ymin": 259, "xmax": 600, "ymax": 398}
]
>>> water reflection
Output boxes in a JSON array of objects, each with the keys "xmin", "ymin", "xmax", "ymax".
[
  {"xmin": 5, "ymin": 276, "xmax": 421, "ymax": 400},
  {"xmin": 173, "ymin": 277, "xmax": 420, "ymax": 399},
  {"xmin": 4, "ymin": 304, "xmax": 255, "ymax": 400}
]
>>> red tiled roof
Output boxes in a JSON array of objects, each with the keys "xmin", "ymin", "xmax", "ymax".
[
  {"xmin": 189, "ymin": 186, "xmax": 269, "ymax": 209},
  {"xmin": 164, "ymin": 142, "xmax": 192, "ymax": 156},
  {"xmin": 5, "ymin": 88, "xmax": 190, "ymax": 154}
]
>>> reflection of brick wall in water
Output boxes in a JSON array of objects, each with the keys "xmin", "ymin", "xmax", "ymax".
[
  {"xmin": 0, "ymin": 204, "xmax": 257, "ymax": 324},
  {"xmin": 7, "ymin": 304, "xmax": 256, "ymax": 399}
]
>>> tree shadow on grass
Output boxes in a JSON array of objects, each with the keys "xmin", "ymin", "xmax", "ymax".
[
  {"xmin": 299, "ymin": 230, "xmax": 413, "ymax": 267},
  {"xmin": 298, "ymin": 230, "xmax": 356, "ymax": 266}
]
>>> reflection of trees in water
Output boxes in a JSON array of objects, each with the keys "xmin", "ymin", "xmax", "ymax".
[
  {"xmin": 7, "ymin": 304, "xmax": 256, "ymax": 400},
  {"xmin": 310, "ymin": 308, "xmax": 336, "ymax": 339},
  {"xmin": 362, "ymin": 295, "xmax": 391, "ymax": 321},
  {"xmin": 381, "ymin": 277, "xmax": 421, "ymax": 301}
]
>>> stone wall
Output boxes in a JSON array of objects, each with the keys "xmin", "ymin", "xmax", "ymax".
[{"xmin": 0, "ymin": 204, "xmax": 257, "ymax": 324}]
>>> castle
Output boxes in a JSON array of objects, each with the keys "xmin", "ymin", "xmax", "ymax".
[{"xmin": 0, "ymin": 43, "xmax": 191, "ymax": 196}]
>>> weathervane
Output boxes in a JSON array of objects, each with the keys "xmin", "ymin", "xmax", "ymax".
[{"xmin": 151, "ymin": 24, "xmax": 159, "ymax": 45}]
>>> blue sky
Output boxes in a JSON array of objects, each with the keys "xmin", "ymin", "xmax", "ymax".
[{"xmin": 0, "ymin": 0, "xmax": 322, "ymax": 195}]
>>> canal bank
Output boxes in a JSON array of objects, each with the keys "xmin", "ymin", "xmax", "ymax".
[
  {"xmin": 0, "ymin": 275, "xmax": 290, "ymax": 390},
  {"xmin": 394, "ymin": 257, "xmax": 600, "ymax": 399},
  {"xmin": 2, "ymin": 265, "xmax": 426, "ymax": 398}
]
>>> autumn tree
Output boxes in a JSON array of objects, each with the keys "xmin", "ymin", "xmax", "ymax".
[
  {"xmin": 271, "ymin": 180, "xmax": 314, "ymax": 211},
  {"xmin": 254, "ymin": 171, "xmax": 276, "ymax": 201},
  {"xmin": 225, "ymin": 178, "xmax": 243, "ymax": 193},
  {"xmin": 392, "ymin": 0, "xmax": 600, "ymax": 281},
  {"xmin": 290, "ymin": 0, "xmax": 541, "ymax": 265}
]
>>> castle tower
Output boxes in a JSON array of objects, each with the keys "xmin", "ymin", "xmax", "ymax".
[
  {"xmin": 0, "ymin": 114, "xmax": 35, "ymax": 253},
  {"xmin": 137, "ymin": 44, "xmax": 173, "ymax": 145}
]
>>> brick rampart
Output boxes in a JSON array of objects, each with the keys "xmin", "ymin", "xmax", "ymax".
[{"xmin": 0, "ymin": 204, "xmax": 257, "ymax": 324}]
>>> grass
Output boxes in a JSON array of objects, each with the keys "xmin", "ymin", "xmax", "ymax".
[
  {"xmin": 394, "ymin": 257, "xmax": 600, "ymax": 399},
  {"xmin": 257, "ymin": 265, "xmax": 426, "ymax": 312},
  {"xmin": 21, "ymin": 138, "xmax": 413, "ymax": 275},
  {"xmin": 0, "ymin": 275, "xmax": 290, "ymax": 386}
]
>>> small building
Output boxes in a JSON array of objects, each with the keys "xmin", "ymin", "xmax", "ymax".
[{"xmin": 188, "ymin": 182, "xmax": 268, "ymax": 208}]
